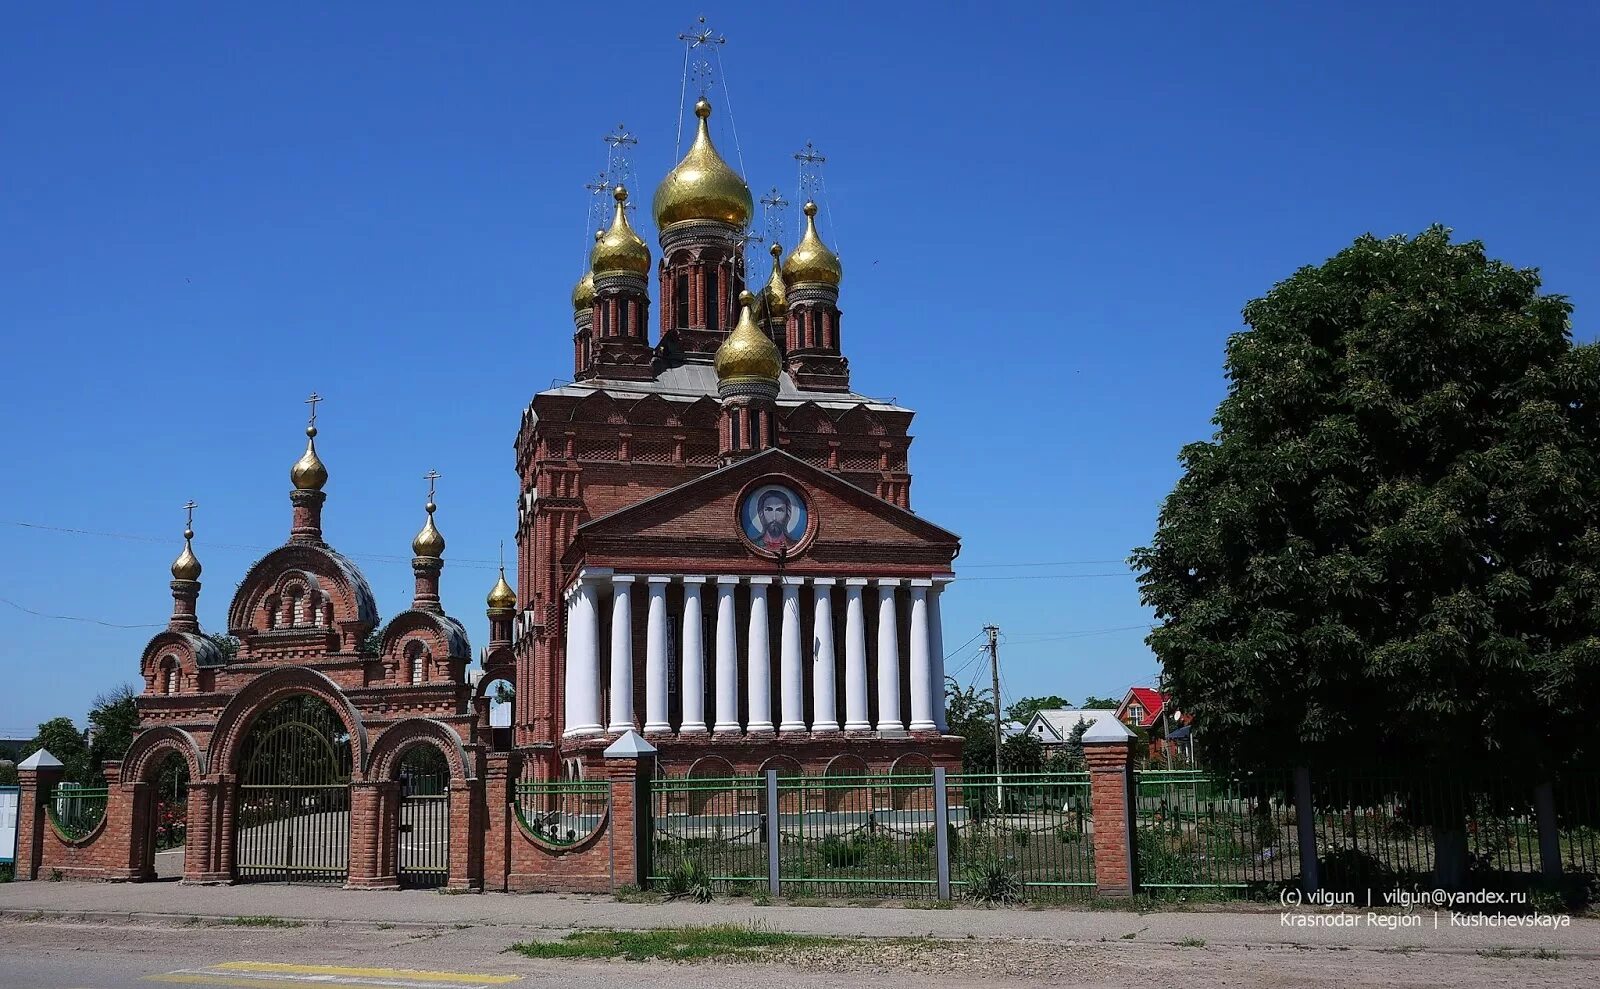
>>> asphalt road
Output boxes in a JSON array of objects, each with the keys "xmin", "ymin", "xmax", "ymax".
[{"xmin": 3, "ymin": 914, "xmax": 1597, "ymax": 989}]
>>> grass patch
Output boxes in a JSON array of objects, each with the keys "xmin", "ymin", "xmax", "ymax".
[
  {"xmin": 1477, "ymin": 947, "xmax": 1562, "ymax": 961},
  {"xmin": 509, "ymin": 925, "xmax": 891, "ymax": 963},
  {"xmin": 1174, "ymin": 936, "xmax": 1206, "ymax": 948},
  {"xmin": 224, "ymin": 916, "xmax": 305, "ymax": 929}
]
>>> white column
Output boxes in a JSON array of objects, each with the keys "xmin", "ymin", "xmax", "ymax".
[
  {"xmin": 811, "ymin": 579, "xmax": 839, "ymax": 732},
  {"xmin": 713, "ymin": 576, "xmax": 741, "ymax": 734},
  {"xmin": 607, "ymin": 575, "xmax": 635, "ymax": 733},
  {"xmin": 746, "ymin": 576, "xmax": 775, "ymax": 733},
  {"xmin": 679, "ymin": 576, "xmax": 708, "ymax": 734},
  {"xmin": 930, "ymin": 577, "xmax": 950, "ymax": 732},
  {"xmin": 561, "ymin": 590, "xmax": 576, "ymax": 734},
  {"xmin": 908, "ymin": 580, "xmax": 935, "ymax": 731},
  {"xmin": 843, "ymin": 579, "xmax": 871, "ymax": 731},
  {"xmin": 643, "ymin": 576, "xmax": 672, "ymax": 734},
  {"xmin": 779, "ymin": 577, "xmax": 806, "ymax": 732},
  {"xmin": 875, "ymin": 578, "xmax": 903, "ymax": 731},
  {"xmin": 564, "ymin": 579, "xmax": 602, "ymax": 737}
]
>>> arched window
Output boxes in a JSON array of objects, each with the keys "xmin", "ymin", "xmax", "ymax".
[
  {"xmin": 406, "ymin": 640, "xmax": 427, "ymax": 684},
  {"xmin": 161, "ymin": 656, "xmax": 179, "ymax": 695},
  {"xmin": 705, "ymin": 267, "xmax": 721, "ymax": 331}
]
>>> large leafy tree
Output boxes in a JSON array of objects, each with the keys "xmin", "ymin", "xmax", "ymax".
[
  {"xmin": 1133, "ymin": 227, "xmax": 1600, "ymax": 780},
  {"xmin": 1004, "ymin": 694, "xmax": 1073, "ymax": 725}
]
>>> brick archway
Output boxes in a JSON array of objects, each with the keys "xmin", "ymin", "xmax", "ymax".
[
  {"xmin": 206, "ymin": 667, "xmax": 369, "ymax": 780},
  {"xmin": 356, "ymin": 719, "xmax": 482, "ymax": 892},
  {"xmin": 118, "ymin": 727, "xmax": 206, "ymax": 882}
]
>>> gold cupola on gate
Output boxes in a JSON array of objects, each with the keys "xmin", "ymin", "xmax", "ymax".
[
  {"xmin": 291, "ymin": 423, "xmax": 329, "ymax": 491},
  {"xmin": 653, "ymin": 98, "xmax": 753, "ymax": 229},
  {"xmin": 783, "ymin": 201, "xmax": 843, "ymax": 287}
]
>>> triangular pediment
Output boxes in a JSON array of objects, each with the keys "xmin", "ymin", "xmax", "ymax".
[{"xmin": 572, "ymin": 449, "xmax": 958, "ymax": 569}]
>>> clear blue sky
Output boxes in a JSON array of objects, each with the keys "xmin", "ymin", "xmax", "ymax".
[{"xmin": 4, "ymin": 3, "xmax": 1597, "ymax": 731}]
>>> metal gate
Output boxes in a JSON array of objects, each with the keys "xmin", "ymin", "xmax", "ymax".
[
  {"xmin": 235, "ymin": 695, "xmax": 352, "ymax": 884},
  {"xmin": 396, "ymin": 746, "xmax": 449, "ymax": 888}
]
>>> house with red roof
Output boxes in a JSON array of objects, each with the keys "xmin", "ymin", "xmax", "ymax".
[{"xmin": 1115, "ymin": 687, "xmax": 1194, "ymax": 765}]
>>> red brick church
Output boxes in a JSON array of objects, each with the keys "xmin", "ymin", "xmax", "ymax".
[{"xmin": 11, "ymin": 86, "xmax": 961, "ymax": 892}]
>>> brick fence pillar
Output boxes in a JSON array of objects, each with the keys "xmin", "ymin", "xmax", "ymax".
[
  {"xmin": 447, "ymin": 777, "xmax": 483, "ymax": 892},
  {"xmin": 482, "ymin": 752, "xmax": 515, "ymax": 892},
  {"xmin": 100, "ymin": 764, "xmax": 146, "ymax": 881},
  {"xmin": 347, "ymin": 781, "xmax": 399, "ymax": 889},
  {"xmin": 604, "ymin": 730, "xmax": 658, "ymax": 891},
  {"xmin": 185, "ymin": 779, "xmax": 222, "ymax": 882},
  {"xmin": 15, "ymin": 750, "xmax": 64, "ymax": 881},
  {"xmin": 1083, "ymin": 719, "xmax": 1138, "ymax": 898}
]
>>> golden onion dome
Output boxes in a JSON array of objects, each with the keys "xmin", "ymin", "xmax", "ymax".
[
  {"xmin": 590, "ymin": 186, "xmax": 651, "ymax": 276},
  {"xmin": 783, "ymin": 201, "xmax": 843, "ymax": 287},
  {"xmin": 487, "ymin": 568, "xmax": 517, "ymax": 611},
  {"xmin": 412, "ymin": 500, "xmax": 445, "ymax": 558},
  {"xmin": 715, "ymin": 291, "xmax": 782, "ymax": 385},
  {"xmin": 171, "ymin": 527, "xmax": 202, "ymax": 581},
  {"xmin": 762, "ymin": 242, "xmax": 788, "ymax": 317},
  {"xmin": 653, "ymin": 98, "xmax": 753, "ymax": 229},
  {"xmin": 291, "ymin": 425, "xmax": 329, "ymax": 491},
  {"xmin": 571, "ymin": 268, "xmax": 594, "ymax": 313}
]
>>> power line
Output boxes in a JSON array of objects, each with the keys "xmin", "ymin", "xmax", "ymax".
[{"xmin": 0, "ymin": 596, "xmax": 164, "ymax": 630}]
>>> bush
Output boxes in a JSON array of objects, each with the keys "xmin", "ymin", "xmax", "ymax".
[
  {"xmin": 1012, "ymin": 828, "xmax": 1031, "ymax": 848},
  {"xmin": 664, "ymin": 859, "xmax": 714, "ymax": 903},
  {"xmin": 963, "ymin": 857, "xmax": 1023, "ymax": 905}
]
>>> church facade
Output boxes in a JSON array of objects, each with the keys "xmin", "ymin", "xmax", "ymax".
[{"xmin": 507, "ymin": 97, "xmax": 961, "ymax": 783}]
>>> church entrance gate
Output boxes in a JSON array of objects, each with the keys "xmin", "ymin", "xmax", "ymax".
[
  {"xmin": 234, "ymin": 695, "xmax": 352, "ymax": 884},
  {"xmin": 396, "ymin": 745, "xmax": 449, "ymax": 888}
]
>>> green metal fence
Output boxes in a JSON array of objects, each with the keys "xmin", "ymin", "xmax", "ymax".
[
  {"xmin": 1134, "ymin": 770, "xmax": 1301, "ymax": 894},
  {"xmin": 776, "ymin": 773, "xmax": 940, "ymax": 898},
  {"xmin": 948, "ymin": 772, "xmax": 1094, "ymax": 896},
  {"xmin": 651, "ymin": 775, "xmax": 768, "ymax": 890},
  {"xmin": 1310, "ymin": 774, "xmax": 1545, "ymax": 889},
  {"xmin": 514, "ymin": 779, "xmax": 609, "ymax": 847},
  {"xmin": 47, "ymin": 785, "xmax": 109, "ymax": 842},
  {"xmin": 1557, "ymin": 774, "xmax": 1599, "ymax": 878}
]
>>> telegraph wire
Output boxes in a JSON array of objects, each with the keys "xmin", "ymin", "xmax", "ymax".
[{"xmin": 0, "ymin": 596, "xmax": 164, "ymax": 630}]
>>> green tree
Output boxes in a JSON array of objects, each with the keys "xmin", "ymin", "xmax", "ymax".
[
  {"xmin": 1079, "ymin": 695, "xmax": 1121, "ymax": 710},
  {"xmin": 30, "ymin": 717, "xmax": 90, "ymax": 784},
  {"xmin": 1003, "ymin": 695, "xmax": 1072, "ymax": 725},
  {"xmin": 1132, "ymin": 228, "xmax": 1600, "ymax": 880},
  {"xmin": 86, "ymin": 684, "xmax": 140, "ymax": 782}
]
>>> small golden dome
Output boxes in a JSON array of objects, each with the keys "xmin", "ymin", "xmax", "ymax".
[
  {"xmin": 762, "ymin": 242, "xmax": 788, "ymax": 317},
  {"xmin": 412, "ymin": 500, "xmax": 445, "ymax": 558},
  {"xmin": 487, "ymin": 568, "xmax": 516, "ymax": 610},
  {"xmin": 653, "ymin": 98, "xmax": 753, "ymax": 229},
  {"xmin": 783, "ymin": 201, "xmax": 843, "ymax": 287},
  {"xmin": 171, "ymin": 528, "xmax": 202, "ymax": 581},
  {"xmin": 291, "ymin": 425, "xmax": 329, "ymax": 491},
  {"xmin": 715, "ymin": 291, "xmax": 782, "ymax": 385},
  {"xmin": 590, "ymin": 186, "xmax": 651, "ymax": 276},
  {"xmin": 571, "ymin": 268, "xmax": 594, "ymax": 312}
]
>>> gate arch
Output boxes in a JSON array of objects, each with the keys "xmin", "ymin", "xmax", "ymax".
[
  {"xmin": 367, "ymin": 719, "xmax": 472, "ymax": 890},
  {"xmin": 233, "ymin": 693, "xmax": 354, "ymax": 884}
]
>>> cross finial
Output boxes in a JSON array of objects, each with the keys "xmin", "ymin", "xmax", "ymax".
[
  {"xmin": 423, "ymin": 469, "xmax": 440, "ymax": 510},
  {"xmin": 304, "ymin": 391, "xmax": 322, "ymax": 428},
  {"xmin": 760, "ymin": 188, "xmax": 790, "ymax": 251},
  {"xmin": 499, "ymin": 539, "xmax": 505, "ymax": 570},
  {"xmin": 602, "ymin": 124, "xmax": 639, "ymax": 213},
  {"xmin": 678, "ymin": 15, "xmax": 725, "ymax": 51},
  {"xmin": 182, "ymin": 499, "xmax": 198, "ymax": 540}
]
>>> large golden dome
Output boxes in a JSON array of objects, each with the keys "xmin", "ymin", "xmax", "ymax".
[
  {"xmin": 653, "ymin": 98, "xmax": 753, "ymax": 229},
  {"xmin": 591, "ymin": 186, "xmax": 651, "ymax": 276},
  {"xmin": 487, "ymin": 568, "xmax": 516, "ymax": 611},
  {"xmin": 783, "ymin": 201, "xmax": 843, "ymax": 287},
  {"xmin": 291, "ymin": 426, "xmax": 329, "ymax": 491},
  {"xmin": 715, "ymin": 291, "xmax": 782, "ymax": 385},
  {"xmin": 412, "ymin": 501, "xmax": 445, "ymax": 558}
]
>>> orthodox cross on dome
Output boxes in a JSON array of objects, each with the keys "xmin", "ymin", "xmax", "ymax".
[
  {"xmin": 602, "ymin": 123, "xmax": 639, "ymax": 215},
  {"xmin": 674, "ymin": 16, "xmax": 739, "ymax": 168},
  {"xmin": 583, "ymin": 169, "xmax": 610, "ymax": 254},
  {"xmin": 182, "ymin": 499, "xmax": 198, "ymax": 531},
  {"xmin": 793, "ymin": 142, "xmax": 830, "ymax": 241},
  {"xmin": 423, "ymin": 469, "xmax": 441, "ymax": 505},
  {"xmin": 304, "ymin": 391, "xmax": 322, "ymax": 428},
  {"xmin": 759, "ymin": 188, "xmax": 790, "ymax": 253}
]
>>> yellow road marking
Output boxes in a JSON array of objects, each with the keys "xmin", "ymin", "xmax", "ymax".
[
  {"xmin": 218, "ymin": 963, "xmax": 518, "ymax": 984},
  {"xmin": 149, "ymin": 975, "xmax": 380, "ymax": 989}
]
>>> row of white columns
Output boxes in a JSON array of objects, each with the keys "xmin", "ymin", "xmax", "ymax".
[{"xmin": 562, "ymin": 571, "xmax": 950, "ymax": 739}]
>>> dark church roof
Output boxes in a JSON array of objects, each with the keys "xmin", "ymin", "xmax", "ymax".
[{"xmin": 539, "ymin": 362, "xmax": 909, "ymax": 414}]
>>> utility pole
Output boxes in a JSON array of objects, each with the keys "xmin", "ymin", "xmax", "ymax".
[{"xmin": 985, "ymin": 624, "xmax": 1002, "ymax": 810}]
